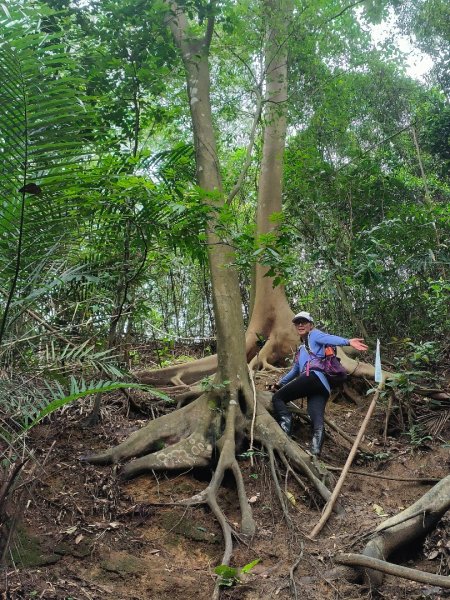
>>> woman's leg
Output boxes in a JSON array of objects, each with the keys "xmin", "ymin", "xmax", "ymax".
[
  {"xmin": 272, "ymin": 393, "xmax": 293, "ymax": 434},
  {"xmin": 272, "ymin": 373, "xmax": 327, "ymax": 435},
  {"xmin": 306, "ymin": 393, "xmax": 328, "ymax": 431},
  {"xmin": 306, "ymin": 384, "xmax": 329, "ymax": 455}
]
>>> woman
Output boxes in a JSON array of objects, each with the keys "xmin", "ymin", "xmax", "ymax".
[{"xmin": 272, "ymin": 311, "xmax": 368, "ymax": 455}]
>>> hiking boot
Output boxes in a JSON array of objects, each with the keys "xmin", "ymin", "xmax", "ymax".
[
  {"xmin": 311, "ymin": 428, "xmax": 324, "ymax": 455},
  {"xmin": 278, "ymin": 414, "xmax": 292, "ymax": 436}
]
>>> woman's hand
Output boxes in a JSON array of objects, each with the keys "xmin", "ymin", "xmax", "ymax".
[{"xmin": 349, "ymin": 338, "xmax": 368, "ymax": 352}]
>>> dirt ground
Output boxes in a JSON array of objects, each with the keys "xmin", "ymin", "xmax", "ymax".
[{"xmin": 1, "ymin": 372, "xmax": 449, "ymax": 600}]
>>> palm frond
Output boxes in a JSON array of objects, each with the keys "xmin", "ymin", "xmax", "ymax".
[
  {"xmin": 0, "ymin": 8, "xmax": 97, "ymax": 342},
  {"xmin": 417, "ymin": 399, "xmax": 450, "ymax": 437},
  {"xmin": 140, "ymin": 143, "xmax": 195, "ymax": 191},
  {"xmin": 23, "ymin": 377, "xmax": 173, "ymax": 431}
]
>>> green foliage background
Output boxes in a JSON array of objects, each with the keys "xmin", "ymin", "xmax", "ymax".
[{"xmin": 0, "ymin": 0, "xmax": 449, "ymax": 369}]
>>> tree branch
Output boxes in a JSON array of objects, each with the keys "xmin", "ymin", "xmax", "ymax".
[
  {"xmin": 164, "ymin": 1, "xmax": 187, "ymax": 49},
  {"xmin": 227, "ymin": 89, "xmax": 263, "ymax": 204},
  {"xmin": 325, "ymin": 467, "xmax": 440, "ymax": 484},
  {"xmin": 204, "ymin": 2, "xmax": 216, "ymax": 50},
  {"xmin": 323, "ymin": 0, "xmax": 367, "ymax": 25}
]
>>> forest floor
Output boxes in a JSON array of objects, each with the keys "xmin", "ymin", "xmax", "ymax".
[{"xmin": 2, "ymin": 353, "xmax": 450, "ymax": 600}]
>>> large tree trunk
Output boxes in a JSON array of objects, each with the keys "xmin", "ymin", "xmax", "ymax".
[
  {"xmin": 166, "ymin": 2, "xmax": 252, "ymax": 399},
  {"xmin": 134, "ymin": 0, "xmax": 375, "ymax": 390},
  {"xmin": 85, "ymin": 4, "xmax": 336, "ymax": 586},
  {"xmin": 135, "ymin": 0, "xmax": 299, "ymax": 388},
  {"xmin": 246, "ymin": 0, "xmax": 298, "ymax": 369}
]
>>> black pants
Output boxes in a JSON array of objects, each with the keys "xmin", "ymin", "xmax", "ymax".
[{"xmin": 272, "ymin": 372, "xmax": 329, "ymax": 431}]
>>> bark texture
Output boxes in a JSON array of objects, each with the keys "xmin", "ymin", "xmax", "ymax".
[{"xmin": 360, "ymin": 474, "xmax": 450, "ymax": 588}]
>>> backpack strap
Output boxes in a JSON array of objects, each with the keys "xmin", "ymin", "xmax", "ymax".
[
  {"xmin": 305, "ymin": 333, "xmax": 319, "ymax": 358},
  {"xmin": 305, "ymin": 333, "xmax": 312, "ymax": 355},
  {"xmin": 306, "ymin": 333, "xmax": 335, "ymax": 357},
  {"xmin": 305, "ymin": 334, "xmax": 312, "ymax": 375}
]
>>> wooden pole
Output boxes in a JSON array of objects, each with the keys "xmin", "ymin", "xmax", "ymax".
[{"xmin": 309, "ymin": 381, "xmax": 384, "ymax": 539}]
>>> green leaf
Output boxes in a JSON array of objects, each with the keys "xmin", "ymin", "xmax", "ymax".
[
  {"xmin": 214, "ymin": 565, "xmax": 237, "ymax": 577},
  {"xmin": 240, "ymin": 558, "xmax": 261, "ymax": 574}
]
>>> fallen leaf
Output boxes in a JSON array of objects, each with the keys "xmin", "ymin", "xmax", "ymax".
[
  {"xmin": 284, "ymin": 491, "xmax": 296, "ymax": 506},
  {"xmin": 63, "ymin": 526, "xmax": 77, "ymax": 535},
  {"xmin": 372, "ymin": 504, "xmax": 388, "ymax": 517},
  {"xmin": 75, "ymin": 534, "xmax": 84, "ymax": 545}
]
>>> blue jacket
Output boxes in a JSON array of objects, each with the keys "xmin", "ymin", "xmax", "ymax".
[{"xmin": 279, "ymin": 328, "xmax": 349, "ymax": 393}]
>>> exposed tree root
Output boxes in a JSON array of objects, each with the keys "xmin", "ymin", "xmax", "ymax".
[
  {"xmin": 333, "ymin": 474, "xmax": 450, "ymax": 589},
  {"xmin": 414, "ymin": 387, "xmax": 450, "ymax": 401},
  {"xmin": 278, "ymin": 453, "xmax": 312, "ymax": 499},
  {"xmin": 83, "ymin": 386, "xmax": 337, "ymax": 585},
  {"xmin": 267, "ymin": 446, "xmax": 292, "ymax": 524},
  {"xmin": 337, "ymin": 348, "xmax": 390, "ymax": 381},
  {"xmin": 175, "ymin": 387, "xmax": 203, "ymax": 407},
  {"xmin": 289, "ymin": 543, "xmax": 304, "ymax": 600},
  {"xmin": 325, "ymin": 466, "xmax": 440, "ymax": 484},
  {"xmin": 134, "ymin": 354, "xmax": 218, "ymax": 386},
  {"xmin": 335, "ymin": 552, "xmax": 450, "ymax": 588},
  {"xmin": 339, "ymin": 350, "xmax": 449, "ymax": 401},
  {"xmin": 248, "ymin": 354, "xmax": 282, "ymax": 371},
  {"xmin": 251, "ymin": 403, "xmax": 340, "ymax": 511},
  {"xmin": 121, "ymin": 432, "xmax": 213, "ymax": 478},
  {"xmin": 342, "ymin": 382, "xmax": 364, "ymax": 406},
  {"xmin": 81, "ymin": 395, "xmax": 213, "ymax": 465}
]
